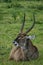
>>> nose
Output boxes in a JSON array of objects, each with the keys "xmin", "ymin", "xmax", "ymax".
[
  {"xmin": 15, "ymin": 44, "xmax": 17, "ymax": 46},
  {"xmin": 13, "ymin": 41, "xmax": 18, "ymax": 46}
]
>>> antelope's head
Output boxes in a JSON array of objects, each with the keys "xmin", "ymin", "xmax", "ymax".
[{"xmin": 13, "ymin": 13, "xmax": 35, "ymax": 47}]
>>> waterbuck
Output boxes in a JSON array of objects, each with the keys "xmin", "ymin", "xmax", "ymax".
[{"xmin": 9, "ymin": 13, "xmax": 39, "ymax": 61}]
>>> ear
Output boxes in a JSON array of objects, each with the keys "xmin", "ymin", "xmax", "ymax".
[{"xmin": 26, "ymin": 35, "xmax": 36, "ymax": 40}]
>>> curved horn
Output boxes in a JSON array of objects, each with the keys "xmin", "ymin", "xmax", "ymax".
[
  {"xmin": 20, "ymin": 13, "xmax": 25, "ymax": 33},
  {"xmin": 25, "ymin": 14, "xmax": 35, "ymax": 34},
  {"xmin": 14, "ymin": 13, "xmax": 26, "ymax": 41}
]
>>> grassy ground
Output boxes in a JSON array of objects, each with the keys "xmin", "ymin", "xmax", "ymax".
[{"xmin": 0, "ymin": 1, "xmax": 43, "ymax": 65}]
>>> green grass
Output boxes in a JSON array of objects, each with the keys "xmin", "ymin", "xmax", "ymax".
[{"xmin": 0, "ymin": 1, "xmax": 43, "ymax": 65}]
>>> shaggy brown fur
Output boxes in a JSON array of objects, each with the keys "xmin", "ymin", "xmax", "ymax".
[
  {"xmin": 9, "ymin": 46, "xmax": 26, "ymax": 61},
  {"xmin": 25, "ymin": 39, "xmax": 39, "ymax": 60}
]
